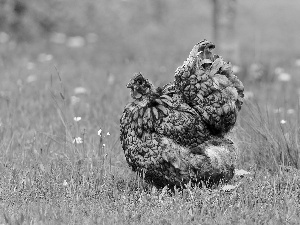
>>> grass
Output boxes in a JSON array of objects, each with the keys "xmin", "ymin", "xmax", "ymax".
[{"xmin": 1, "ymin": 1, "xmax": 300, "ymax": 224}]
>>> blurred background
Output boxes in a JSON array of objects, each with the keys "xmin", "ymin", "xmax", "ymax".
[
  {"xmin": 1, "ymin": 0, "xmax": 300, "ymax": 170},
  {"xmin": 1, "ymin": 0, "xmax": 300, "ymax": 73}
]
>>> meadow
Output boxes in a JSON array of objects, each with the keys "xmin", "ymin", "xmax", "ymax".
[{"xmin": 1, "ymin": 0, "xmax": 300, "ymax": 224}]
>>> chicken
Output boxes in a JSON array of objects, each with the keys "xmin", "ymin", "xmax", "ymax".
[
  {"xmin": 120, "ymin": 73, "xmax": 237, "ymax": 188},
  {"xmin": 174, "ymin": 40, "xmax": 244, "ymax": 135}
]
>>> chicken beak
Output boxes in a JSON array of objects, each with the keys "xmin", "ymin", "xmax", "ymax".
[{"xmin": 126, "ymin": 83, "xmax": 133, "ymax": 88}]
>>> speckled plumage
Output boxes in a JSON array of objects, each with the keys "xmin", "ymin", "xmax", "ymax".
[
  {"xmin": 120, "ymin": 71, "xmax": 239, "ymax": 188},
  {"xmin": 174, "ymin": 40, "xmax": 244, "ymax": 135},
  {"xmin": 121, "ymin": 73, "xmax": 210, "ymax": 148}
]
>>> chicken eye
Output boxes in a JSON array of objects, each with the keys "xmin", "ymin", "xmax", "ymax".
[{"xmin": 136, "ymin": 79, "xmax": 143, "ymax": 85}]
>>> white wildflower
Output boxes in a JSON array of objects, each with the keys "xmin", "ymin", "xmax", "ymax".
[
  {"xmin": 26, "ymin": 75, "xmax": 37, "ymax": 83},
  {"xmin": 74, "ymin": 87, "xmax": 87, "ymax": 95},
  {"xmin": 106, "ymin": 132, "xmax": 110, "ymax": 136},
  {"xmin": 74, "ymin": 117, "xmax": 81, "ymax": 122},
  {"xmin": 102, "ymin": 144, "xmax": 106, "ymax": 147},
  {"xmin": 280, "ymin": 120, "xmax": 287, "ymax": 124},
  {"xmin": 221, "ymin": 184, "xmax": 240, "ymax": 192},
  {"xmin": 277, "ymin": 72, "xmax": 291, "ymax": 82},
  {"xmin": 67, "ymin": 36, "xmax": 85, "ymax": 48},
  {"xmin": 287, "ymin": 109, "xmax": 295, "ymax": 114},
  {"xmin": 235, "ymin": 169, "xmax": 251, "ymax": 177},
  {"xmin": 38, "ymin": 53, "xmax": 53, "ymax": 62},
  {"xmin": 98, "ymin": 129, "xmax": 102, "ymax": 136},
  {"xmin": 73, "ymin": 137, "xmax": 83, "ymax": 144},
  {"xmin": 63, "ymin": 180, "xmax": 68, "ymax": 186},
  {"xmin": 107, "ymin": 74, "xmax": 115, "ymax": 85},
  {"xmin": 273, "ymin": 108, "xmax": 283, "ymax": 114}
]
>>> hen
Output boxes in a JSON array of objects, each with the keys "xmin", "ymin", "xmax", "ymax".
[
  {"xmin": 174, "ymin": 40, "xmax": 244, "ymax": 135},
  {"xmin": 120, "ymin": 73, "xmax": 237, "ymax": 188}
]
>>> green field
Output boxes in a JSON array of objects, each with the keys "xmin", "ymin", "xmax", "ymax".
[{"xmin": 1, "ymin": 0, "xmax": 300, "ymax": 224}]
